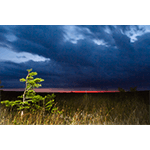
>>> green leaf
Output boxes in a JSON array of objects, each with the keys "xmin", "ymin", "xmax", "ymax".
[
  {"xmin": 46, "ymin": 100, "xmax": 54, "ymax": 105},
  {"xmin": 24, "ymin": 106, "xmax": 30, "ymax": 109},
  {"xmin": 3, "ymin": 100, "xmax": 10, "ymax": 103},
  {"xmin": 57, "ymin": 111, "xmax": 63, "ymax": 114},
  {"xmin": 15, "ymin": 100, "xmax": 22, "ymax": 102},
  {"xmin": 27, "ymin": 68, "xmax": 32, "ymax": 72},
  {"xmin": 20, "ymin": 78, "xmax": 26, "ymax": 82}
]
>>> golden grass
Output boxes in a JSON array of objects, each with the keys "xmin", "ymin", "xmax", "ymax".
[{"xmin": 0, "ymin": 93, "xmax": 149, "ymax": 125}]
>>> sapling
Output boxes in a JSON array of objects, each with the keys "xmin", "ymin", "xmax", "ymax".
[
  {"xmin": 118, "ymin": 87, "xmax": 126, "ymax": 93},
  {"xmin": 1, "ymin": 68, "xmax": 62, "ymax": 120},
  {"xmin": 129, "ymin": 86, "xmax": 137, "ymax": 92}
]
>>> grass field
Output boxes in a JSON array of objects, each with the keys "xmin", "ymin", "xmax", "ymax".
[{"xmin": 0, "ymin": 91, "xmax": 149, "ymax": 125}]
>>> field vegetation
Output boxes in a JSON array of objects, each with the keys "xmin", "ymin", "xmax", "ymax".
[{"xmin": 0, "ymin": 89, "xmax": 149, "ymax": 125}]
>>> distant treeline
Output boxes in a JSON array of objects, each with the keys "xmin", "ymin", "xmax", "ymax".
[{"xmin": 118, "ymin": 86, "xmax": 138, "ymax": 92}]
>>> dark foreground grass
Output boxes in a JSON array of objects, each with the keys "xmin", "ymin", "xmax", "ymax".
[{"xmin": 0, "ymin": 93, "xmax": 149, "ymax": 125}]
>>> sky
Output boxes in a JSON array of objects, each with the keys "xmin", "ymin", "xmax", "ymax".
[{"xmin": 0, "ymin": 25, "xmax": 150, "ymax": 92}]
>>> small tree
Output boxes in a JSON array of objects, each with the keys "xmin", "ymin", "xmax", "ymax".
[
  {"xmin": 118, "ymin": 87, "xmax": 126, "ymax": 92},
  {"xmin": 129, "ymin": 86, "xmax": 137, "ymax": 92},
  {"xmin": 1, "ymin": 68, "xmax": 62, "ymax": 119}
]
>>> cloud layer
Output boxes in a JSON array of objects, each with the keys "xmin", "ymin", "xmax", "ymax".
[{"xmin": 0, "ymin": 25, "xmax": 150, "ymax": 91}]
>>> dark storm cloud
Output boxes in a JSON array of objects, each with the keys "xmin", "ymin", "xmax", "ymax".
[
  {"xmin": 133, "ymin": 32, "xmax": 150, "ymax": 51},
  {"xmin": 0, "ymin": 26, "xmax": 9, "ymax": 34},
  {"xmin": 9, "ymin": 25, "xmax": 97, "ymax": 67},
  {"xmin": 111, "ymin": 28, "xmax": 135, "ymax": 59},
  {"xmin": 12, "ymin": 25, "xmax": 65, "ymax": 48},
  {"xmin": 78, "ymin": 25, "xmax": 116, "ymax": 47},
  {"xmin": 0, "ymin": 25, "xmax": 150, "ymax": 91},
  {"xmin": 0, "ymin": 26, "xmax": 8, "ymax": 43},
  {"xmin": 8, "ymin": 25, "xmax": 66, "ymax": 59}
]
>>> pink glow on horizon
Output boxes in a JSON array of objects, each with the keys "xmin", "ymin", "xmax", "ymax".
[{"xmin": 0, "ymin": 88, "xmax": 120, "ymax": 93}]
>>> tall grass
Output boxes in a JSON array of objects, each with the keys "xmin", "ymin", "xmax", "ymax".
[{"xmin": 0, "ymin": 93, "xmax": 149, "ymax": 125}]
